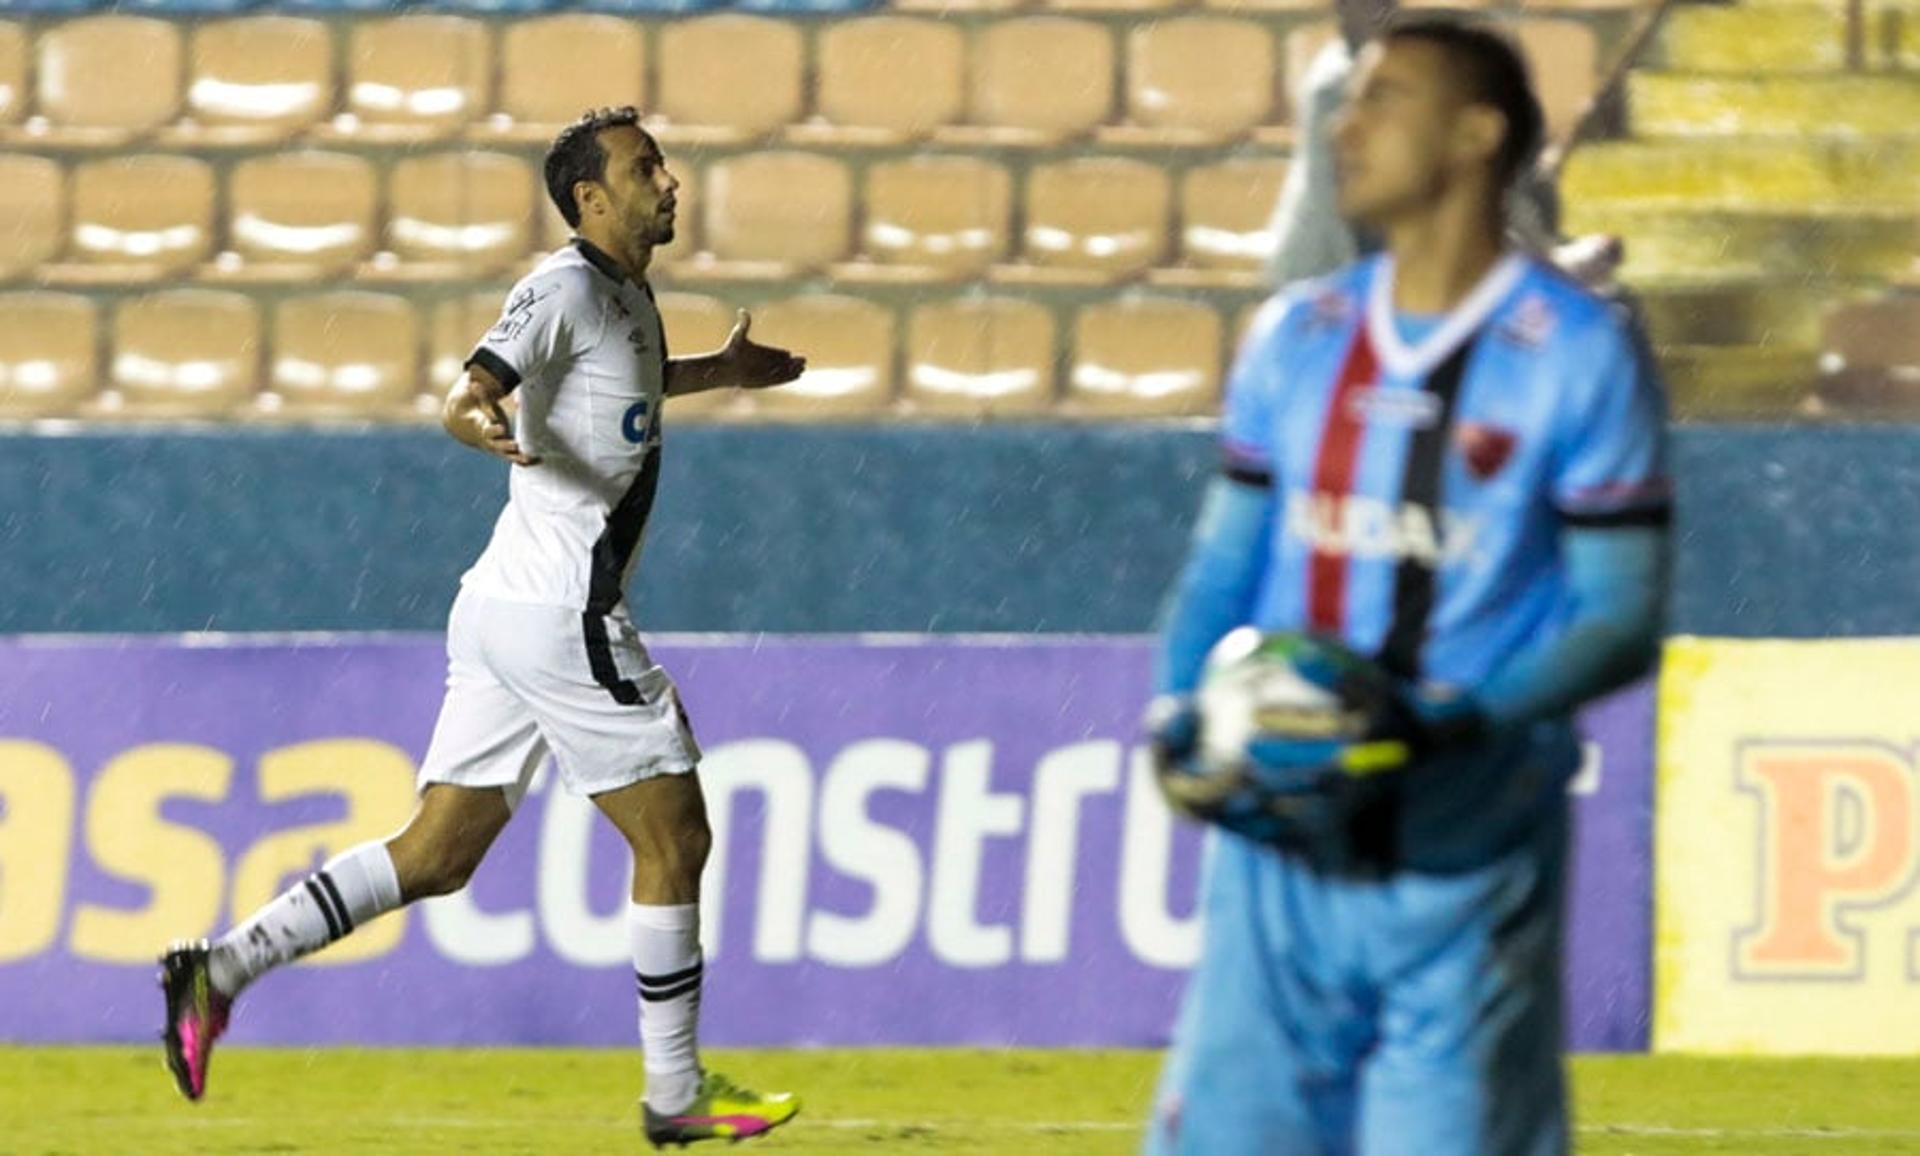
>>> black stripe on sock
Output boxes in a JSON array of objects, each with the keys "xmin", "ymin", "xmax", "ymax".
[
  {"xmin": 1375, "ymin": 340, "xmax": 1478, "ymax": 682},
  {"xmin": 637, "ymin": 959, "xmax": 705, "ymax": 990},
  {"xmin": 316, "ymin": 870, "xmax": 354, "ymax": 936},
  {"xmin": 304, "ymin": 878, "xmax": 343, "ymax": 943},
  {"xmin": 639, "ymin": 976, "xmax": 704, "ymax": 1003}
]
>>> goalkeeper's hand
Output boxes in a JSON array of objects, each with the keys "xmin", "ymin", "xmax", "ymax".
[
  {"xmin": 1143, "ymin": 694, "xmax": 1232, "ymax": 820},
  {"xmin": 1243, "ymin": 686, "xmax": 1490, "ymax": 789}
]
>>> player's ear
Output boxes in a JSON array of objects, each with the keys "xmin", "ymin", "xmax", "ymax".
[
  {"xmin": 1455, "ymin": 104, "xmax": 1507, "ymax": 173},
  {"xmin": 573, "ymin": 180, "xmax": 603, "ymax": 222}
]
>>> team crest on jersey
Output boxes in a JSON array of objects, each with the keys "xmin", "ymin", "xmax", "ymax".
[
  {"xmin": 1456, "ymin": 422, "xmax": 1518, "ymax": 480},
  {"xmin": 1305, "ymin": 288, "xmax": 1358, "ymax": 332},
  {"xmin": 628, "ymin": 326, "xmax": 650, "ymax": 354},
  {"xmin": 1494, "ymin": 293, "xmax": 1556, "ymax": 350}
]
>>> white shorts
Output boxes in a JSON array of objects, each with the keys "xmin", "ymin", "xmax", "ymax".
[{"xmin": 417, "ymin": 588, "xmax": 701, "ymax": 809}]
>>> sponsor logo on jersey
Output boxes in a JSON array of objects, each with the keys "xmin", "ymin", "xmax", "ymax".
[
  {"xmin": 1456, "ymin": 422, "xmax": 1519, "ymax": 480},
  {"xmin": 1346, "ymin": 387, "xmax": 1441, "ymax": 429},
  {"xmin": 621, "ymin": 399, "xmax": 657, "ymax": 445},
  {"xmin": 1494, "ymin": 293, "xmax": 1556, "ymax": 350},
  {"xmin": 488, "ymin": 286, "xmax": 546, "ymax": 342},
  {"xmin": 1284, "ymin": 491, "xmax": 1482, "ymax": 566}
]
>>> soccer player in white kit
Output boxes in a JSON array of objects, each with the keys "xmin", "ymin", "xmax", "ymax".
[{"xmin": 160, "ymin": 107, "xmax": 807, "ymax": 1148}]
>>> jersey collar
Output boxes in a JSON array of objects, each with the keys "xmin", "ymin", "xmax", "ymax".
[
  {"xmin": 1365, "ymin": 251, "xmax": 1527, "ymax": 380},
  {"xmin": 572, "ymin": 237, "xmax": 640, "ymax": 289}
]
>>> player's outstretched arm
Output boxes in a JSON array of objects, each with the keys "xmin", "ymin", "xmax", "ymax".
[
  {"xmin": 665, "ymin": 310, "xmax": 806, "ymax": 397},
  {"xmin": 442, "ymin": 363, "xmax": 539, "ymax": 466}
]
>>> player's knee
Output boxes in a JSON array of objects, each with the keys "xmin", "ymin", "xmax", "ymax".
[
  {"xmin": 633, "ymin": 817, "xmax": 710, "ymax": 885},
  {"xmin": 392, "ymin": 838, "xmax": 489, "ymax": 899}
]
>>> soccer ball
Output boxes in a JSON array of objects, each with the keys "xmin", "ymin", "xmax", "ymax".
[{"xmin": 1192, "ymin": 628, "xmax": 1384, "ymax": 785}]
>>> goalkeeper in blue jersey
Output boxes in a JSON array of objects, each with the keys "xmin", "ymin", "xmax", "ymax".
[{"xmin": 1142, "ymin": 17, "xmax": 1668, "ymax": 1156}]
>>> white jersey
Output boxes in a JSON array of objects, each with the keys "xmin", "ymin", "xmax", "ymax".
[{"xmin": 461, "ymin": 240, "xmax": 668, "ymax": 630}]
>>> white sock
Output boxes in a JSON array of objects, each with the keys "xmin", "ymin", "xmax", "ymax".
[
  {"xmin": 631, "ymin": 902, "xmax": 703, "ymax": 1114},
  {"xmin": 207, "ymin": 841, "xmax": 402, "ymax": 998}
]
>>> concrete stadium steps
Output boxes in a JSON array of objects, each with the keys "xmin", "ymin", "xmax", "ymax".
[
  {"xmin": 1657, "ymin": 343, "xmax": 1820, "ymax": 417},
  {"xmin": 1631, "ymin": 277, "xmax": 1844, "ymax": 349},
  {"xmin": 1651, "ymin": 4, "xmax": 1852, "ymax": 72},
  {"xmin": 1561, "ymin": 139, "xmax": 1920, "ymax": 209},
  {"xmin": 1564, "ymin": 204, "xmax": 1919, "ymax": 281},
  {"xmin": 1629, "ymin": 73, "xmax": 1920, "ymax": 138}
]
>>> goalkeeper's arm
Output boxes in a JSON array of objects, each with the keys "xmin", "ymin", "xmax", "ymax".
[{"xmin": 1152, "ymin": 477, "xmax": 1275, "ymax": 696}]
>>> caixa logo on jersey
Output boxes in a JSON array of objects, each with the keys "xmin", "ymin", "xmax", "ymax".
[
  {"xmin": 1284, "ymin": 492, "xmax": 1483, "ymax": 566},
  {"xmin": 620, "ymin": 399, "xmax": 661, "ymax": 446}
]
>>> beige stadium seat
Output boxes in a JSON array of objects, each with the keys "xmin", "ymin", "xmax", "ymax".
[
  {"xmin": 0, "ymin": 23, "xmax": 25, "ymax": 127},
  {"xmin": 904, "ymin": 296, "xmax": 1055, "ymax": 417},
  {"xmin": 1817, "ymin": 295, "xmax": 1920, "ymax": 412},
  {"xmin": 746, "ymin": 295, "xmax": 893, "ymax": 419},
  {"xmin": 1150, "ymin": 157, "xmax": 1288, "ymax": 289},
  {"xmin": 14, "ymin": 17, "xmax": 181, "ymax": 148},
  {"xmin": 318, "ymin": 17, "xmax": 491, "ymax": 144},
  {"xmin": 370, "ymin": 152, "xmax": 535, "ymax": 280},
  {"xmin": 161, "ymin": 17, "xmax": 333, "ymax": 147},
  {"xmin": 894, "ymin": 0, "xmax": 1026, "ymax": 13},
  {"xmin": 0, "ymin": 154, "xmax": 63, "ymax": 281},
  {"xmin": 267, "ymin": 292, "xmax": 420, "ymax": 418},
  {"xmin": 656, "ymin": 291, "xmax": 746, "ymax": 420},
  {"xmin": 653, "ymin": 16, "xmax": 803, "ymax": 146},
  {"xmin": 0, "ymin": 292, "xmax": 96, "ymax": 417},
  {"xmin": 1068, "ymin": 297, "xmax": 1222, "ymax": 416},
  {"xmin": 1044, "ymin": 0, "xmax": 1187, "ymax": 19},
  {"xmin": 101, "ymin": 290, "xmax": 260, "ymax": 418},
  {"xmin": 1515, "ymin": 19, "xmax": 1596, "ymax": 143},
  {"xmin": 478, "ymin": 16, "xmax": 646, "ymax": 145},
  {"xmin": 936, "ymin": 18, "xmax": 1114, "ymax": 147},
  {"xmin": 42, "ymin": 155, "xmax": 215, "ymax": 286},
  {"xmin": 431, "ymin": 290, "xmax": 507, "ymax": 391},
  {"xmin": 681, "ymin": 151, "xmax": 851, "ymax": 282},
  {"xmin": 1100, "ymin": 17, "xmax": 1277, "ymax": 147},
  {"xmin": 204, "ymin": 152, "xmax": 377, "ymax": 282},
  {"xmin": 791, "ymin": 17, "xmax": 965, "ymax": 146},
  {"xmin": 836, "ymin": 156, "xmax": 1012, "ymax": 284},
  {"xmin": 994, "ymin": 156, "xmax": 1170, "ymax": 285}
]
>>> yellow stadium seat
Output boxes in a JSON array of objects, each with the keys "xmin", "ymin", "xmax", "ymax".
[
  {"xmin": 904, "ymin": 296, "xmax": 1056, "ymax": 417},
  {"xmin": 1068, "ymin": 296, "xmax": 1222, "ymax": 416},
  {"xmin": 653, "ymin": 16, "xmax": 803, "ymax": 146},
  {"xmin": 369, "ymin": 151, "xmax": 536, "ymax": 281},
  {"xmin": 266, "ymin": 292, "xmax": 421, "ymax": 418},
  {"xmin": 679, "ymin": 151, "xmax": 852, "ymax": 282},
  {"xmin": 1515, "ymin": 19, "xmax": 1596, "ymax": 143},
  {"xmin": 15, "ymin": 17, "xmax": 181, "ymax": 148},
  {"xmin": 1043, "ymin": 0, "xmax": 1186, "ymax": 17},
  {"xmin": 102, "ymin": 289, "xmax": 260, "ymax": 418},
  {"xmin": 0, "ymin": 154, "xmax": 63, "ymax": 280},
  {"xmin": 746, "ymin": 295, "xmax": 894, "ymax": 419},
  {"xmin": 835, "ymin": 156, "xmax": 1012, "ymax": 284},
  {"xmin": 163, "ymin": 17, "xmax": 333, "ymax": 147},
  {"xmin": 1100, "ymin": 17, "xmax": 1277, "ymax": 147},
  {"xmin": 792, "ymin": 17, "xmax": 965, "ymax": 146},
  {"xmin": 42, "ymin": 155, "xmax": 215, "ymax": 286},
  {"xmin": 477, "ymin": 16, "xmax": 646, "ymax": 145},
  {"xmin": 318, "ymin": 17, "xmax": 491, "ymax": 144},
  {"xmin": 204, "ymin": 151, "xmax": 378, "ymax": 282},
  {"xmin": 0, "ymin": 23, "xmax": 25, "ymax": 127},
  {"xmin": 0, "ymin": 292, "xmax": 96, "ymax": 418},
  {"xmin": 1150, "ymin": 157, "xmax": 1288, "ymax": 289},
  {"xmin": 994, "ymin": 156, "xmax": 1170, "ymax": 285},
  {"xmin": 657, "ymin": 291, "xmax": 748, "ymax": 420},
  {"xmin": 936, "ymin": 18, "xmax": 1115, "ymax": 147}
]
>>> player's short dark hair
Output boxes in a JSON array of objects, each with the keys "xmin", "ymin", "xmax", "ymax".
[
  {"xmin": 1383, "ymin": 16, "xmax": 1545, "ymax": 186},
  {"xmin": 544, "ymin": 106, "xmax": 645, "ymax": 229}
]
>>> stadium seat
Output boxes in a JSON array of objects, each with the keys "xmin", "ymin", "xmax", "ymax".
[
  {"xmin": 1816, "ymin": 295, "xmax": 1920, "ymax": 412},
  {"xmin": 892, "ymin": 0, "xmax": 1023, "ymax": 14},
  {"xmin": 1100, "ymin": 17, "xmax": 1278, "ymax": 147},
  {"xmin": 578, "ymin": 0, "xmax": 724, "ymax": 14},
  {"xmin": 1149, "ymin": 157, "xmax": 1287, "ymax": 289},
  {"xmin": 14, "ymin": 16, "xmax": 181, "ymax": 148},
  {"xmin": 835, "ymin": 156, "xmax": 1012, "ymax": 284},
  {"xmin": 735, "ymin": 0, "xmax": 875, "ymax": 13},
  {"xmin": 0, "ymin": 0, "xmax": 102, "ymax": 12},
  {"xmin": 113, "ymin": 0, "xmax": 259, "ymax": 14},
  {"xmin": 789, "ymin": 17, "xmax": 964, "ymax": 146},
  {"xmin": 903, "ymin": 296, "xmax": 1055, "ymax": 417},
  {"xmin": 433, "ymin": 0, "xmax": 556, "ymax": 12},
  {"xmin": 0, "ymin": 292, "xmax": 96, "ymax": 418},
  {"xmin": 42, "ymin": 155, "xmax": 215, "ymax": 286},
  {"xmin": 1200, "ymin": 0, "xmax": 1321, "ymax": 13},
  {"xmin": 160, "ymin": 17, "xmax": 334, "ymax": 147},
  {"xmin": 656, "ymin": 291, "xmax": 747, "ymax": 419},
  {"xmin": 1283, "ymin": 22, "xmax": 1338, "ymax": 124},
  {"xmin": 1042, "ymin": 0, "xmax": 1184, "ymax": 17},
  {"xmin": 652, "ymin": 16, "xmax": 803, "ymax": 145},
  {"xmin": 936, "ymin": 18, "xmax": 1115, "ymax": 147},
  {"xmin": 1067, "ymin": 296, "xmax": 1222, "ymax": 416},
  {"xmin": 266, "ymin": 292, "xmax": 421, "ymax": 418},
  {"xmin": 0, "ymin": 154, "xmax": 64, "ymax": 280},
  {"xmin": 317, "ymin": 17, "xmax": 492, "ymax": 144},
  {"xmin": 204, "ymin": 151, "xmax": 378, "ymax": 282},
  {"xmin": 1515, "ymin": 19, "xmax": 1597, "ymax": 143},
  {"xmin": 371, "ymin": 151, "xmax": 537, "ymax": 280},
  {"xmin": 430, "ymin": 290, "xmax": 508, "ymax": 389},
  {"xmin": 476, "ymin": 16, "xmax": 646, "ymax": 145},
  {"xmin": 994, "ymin": 156, "xmax": 1170, "ymax": 285},
  {"xmin": 103, "ymin": 289, "xmax": 260, "ymax": 418},
  {"xmin": 681, "ymin": 151, "xmax": 852, "ymax": 281},
  {"xmin": 0, "ymin": 23, "xmax": 25, "ymax": 126},
  {"xmin": 746, "ymin": 294, "xmax": 894, "ymax": 418}
]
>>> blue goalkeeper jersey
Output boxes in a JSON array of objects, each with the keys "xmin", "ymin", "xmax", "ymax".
[{"xmin": 1222, "ymin": 253, "xmax": 1669, "ymax": 860}]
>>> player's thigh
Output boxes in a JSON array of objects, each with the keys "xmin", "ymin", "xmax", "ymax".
[
  {"xmin": 1147, "ymin": 836, "xmax": 1368, "ymax": 1156},
  {"xmin": 418, "ymin": 595, "xmax": 551, "ymax": 811},
  {"xmin": 1356, "ymin": 825, "xmax": 1569, "ymax": 1156}
]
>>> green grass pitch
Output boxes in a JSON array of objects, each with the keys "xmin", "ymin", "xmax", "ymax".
[{"xmin": 6, "ymin": 1047, "xmax": 1920, "ymax": 1154}]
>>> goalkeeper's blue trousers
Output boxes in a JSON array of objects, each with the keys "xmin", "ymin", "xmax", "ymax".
[{"xmin": 1143, "ymin": 797, "xmax": 1569, "ymax": 1156}]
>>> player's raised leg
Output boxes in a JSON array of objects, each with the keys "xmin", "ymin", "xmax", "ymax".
[
  {"xmin": 592, "ymin": 772, "xmax": 798, "ymax": 1147},
  {"xmin": 160, "ymin": 784, "xmax": 511, "ymax": 1101}
]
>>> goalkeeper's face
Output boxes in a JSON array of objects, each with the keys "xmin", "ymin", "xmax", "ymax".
[{"xmin": 1332, "ymin": 40, "xmax": 1477, "ymax": 228}]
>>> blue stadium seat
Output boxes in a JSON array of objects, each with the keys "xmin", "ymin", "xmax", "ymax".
[
  {"xmin": 273, "ymin": 0, "xmax": 414, "ymax": 12},
  {"xmin": 422, "ymin": 0, "xmax": 555, "ymax": 12},
  {"xmin": 0, "ymin": 0, "xmax": 102, "ymax": 12},
  {"xmin": 111, "ymin": 0, "xmax": 260, "ymax": 12},
  {"xmin": 734, "ymin": 0, "xmax": 878, "ymax": 13},
  {"xmin": 578, "ymin": 0, "xmax": 726, "ymax": 14}
]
